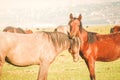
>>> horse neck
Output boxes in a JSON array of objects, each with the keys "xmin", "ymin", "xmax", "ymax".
[
  {"xmin": 48, "ymin": 32, "xmax": 70, "ymax": 54},
  {"xmin": 79, "ymin": 29, "xmax": 88, "ymax": 42},
  {"xmin": 55, "ymin": 38, "xmax": 70, "ymax": 54},
  {"xmin": 59, "ymin": 40, "xmax": 70, "ymax": 54},
  {"xmin": 78, "ymin": 29, "xmax": 89, "ymax": 50}
]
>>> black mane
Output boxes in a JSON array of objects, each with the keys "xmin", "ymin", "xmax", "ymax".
[
  {"xmin": 88, "ymin": 32, "xmax": 97, "ymax": 43},
  {"xmin": 79, "ymin": 21, "xmax": 97, "ymax": 43}
]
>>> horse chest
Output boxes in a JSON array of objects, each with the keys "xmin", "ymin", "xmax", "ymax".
[{"xmin": 80, "ymin": 44, "xmax": 96, "ymax": 60}]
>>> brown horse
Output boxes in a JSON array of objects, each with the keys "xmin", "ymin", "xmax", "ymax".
[
  {"xmin": 68, "ymin": 13, "xmax": 120, "ymax": 80},
  {"xmin": 110, "ymin": 25, "xmax": 120, "ymax": 33},
  {"xmin": 0, "ymin": 31, "xmax": 80, "ymax": 80},
  {"xmin": 54, "ymin": 25, "xmax": 70, "ymax": 34},
  {"xmin": 3, "ymin": 26, "xmax": 25, "ymax": 33},
  {"xmin": 3, "ymin": 26, "xmax": 33, "ymax": 34}
]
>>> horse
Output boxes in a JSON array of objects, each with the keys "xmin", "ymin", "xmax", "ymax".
[
  {"xmin": 25, "ymin": 29, "xmax": 33, "ymax": 34},
  {"xmin": 3, "ymin": 26, "xmax": 25, "ymax": 34},
  {"xmin": 54, "ymin": 25, "xmax": 70, "ymax": 34},
  {"xmin": 0, "ymin": 31, "xmax": 80, "ymax": 80},
  {"xmin": 110, "ymin": 25, "xmax": 120, "ymax": 33},
  {"xmin": 3, "ymin": 26, "xmax": 33, "ymax": 34},
  {"xmin": 68, "ymin": 13, "xmax": 120, "ymax": 80}
]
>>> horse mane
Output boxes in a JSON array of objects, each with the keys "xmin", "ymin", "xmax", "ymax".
[
  {"xmin": 110, "ymin": 28, "xmax": 114, "ymax": 33},
  {"xmin": 75, "ymin": 21, "xmax": 82, "ymax": 33},
  {"xmin": 78, "ymin": 21, "xmax": 97, "ymax": 43},
  {"xmin": 44, "ymin": 32, "xmax": 70, "ymax": 48},
  {"xmin": 87, "ymin": 32, "xmax": 97, "ymax": 43},
  {"xmin": 79, "ymin": 21, "xmax": 83, "ymax": 32},
  {"xmin": 96, "ymin": 32, "xmax": 120, "ymax": 40},
  {"xmin": 86, "ymin": 30, "xmax": 120, "ymax": 43},
  {"xmin": 16, "ymin": 28, "xmax": 25, "ymax": 33}
]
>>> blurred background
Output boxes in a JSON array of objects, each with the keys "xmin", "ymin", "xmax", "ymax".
[{"xmin": 0, "ymin": 0, "xmax": 120, "ymax": 28}]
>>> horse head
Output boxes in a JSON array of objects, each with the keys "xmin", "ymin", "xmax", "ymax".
[
  {"xmin": 68, "ymin": 13, "xmax": 82, "ymax": 38},
  {"xmin": 68, "ymin": 37, "xmax": 81, "ymax": 62}
]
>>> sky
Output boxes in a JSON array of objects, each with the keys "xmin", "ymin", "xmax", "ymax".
[
  {"xmin": 1, "ymin": 0, "xmax": 118, "ymax": 9},
  {"xmin": 0, "ymin": 0, "xmax": 119, "ymax": 28}
]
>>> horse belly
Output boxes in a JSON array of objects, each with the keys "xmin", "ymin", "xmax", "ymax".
[
  {"xmin": 6, "ymin": 48, "xmax": 41, "ymax": 66},
  {"xmin": 6, "ymin": 55, "xmax": 40, "ymax": 66},
  {"xmin": 6, "ymin": 45, "xmax": 56, "ymax": 66},
  {"xmin": 96, "ymin": 49, "xmax": 120, "ymax": 62}
]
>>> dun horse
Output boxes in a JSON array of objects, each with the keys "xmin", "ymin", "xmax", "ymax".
[
  {"xmin": 68, "ymin": 13, "xmax": 120, "ymax": 80},
  {"xmin": 0, "ymin": 31, "xmax": 80, "ymax": 80},
  {"xmin": 110, "ymin": 25, "xmax": 120, "ymax": 33}
]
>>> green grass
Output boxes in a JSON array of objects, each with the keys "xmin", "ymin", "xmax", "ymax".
[
  {"xmin": 1, "ymin": 25, "xmax": 120, "ymax": 80},
  {"xmin": 1, "ymin": 51, "xmax": 120, "ymax": 80}
]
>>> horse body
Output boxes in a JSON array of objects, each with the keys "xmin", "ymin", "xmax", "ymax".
[
  {"xmin": 79, "ymin": 29, "xmax": 120, "ymax": 62},
  {"xmin": 3, "ymin": 26, "xmax": 33, "ymax": 34},
  {"xmin": 0, "ymin": 32, "xmax": 80, "ymax": 80},
  {"xmin": 0, "ymin": 32, "xmax": 54, "ymax": 66},
  {"xmin": 96, "ymin": 34, "xmax": 120, "ymax": 61},
  {"xmin": 68, "ymin": 13, "xmax": 120, "ymax": 80}
]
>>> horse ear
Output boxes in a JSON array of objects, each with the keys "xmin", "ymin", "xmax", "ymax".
[
  {"xmin": 78, "ymin": 14, "xmax": 82, "ymax": 21},
  {"xmin": 70, "ymin": 13, "xmax": 73, "ymax": 20}
]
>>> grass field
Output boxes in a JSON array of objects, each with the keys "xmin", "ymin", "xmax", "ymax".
[{"xmin": 1, "ymin": 25, "xmax": 120, "ymax": 80}]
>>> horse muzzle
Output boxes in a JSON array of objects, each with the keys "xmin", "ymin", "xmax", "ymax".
[{"xmin": 73, "ymin": 57, "xmax": 79, "ymax": 62}]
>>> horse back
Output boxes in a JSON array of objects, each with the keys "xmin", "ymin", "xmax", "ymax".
[
  {"xmin": 93, "ymin": 33, "xmax": 120, "ymax": 61},
  {"xmin": 0, "ymin": 32, "xmax": 56, "ymax": 66}
]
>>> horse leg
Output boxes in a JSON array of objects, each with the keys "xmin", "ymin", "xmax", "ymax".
[
  {"xmin": 37, "ymin": 62, "xmax": 50, "ymax": 80},
  {"xmin": 0, "ymin": 55, "xmax": 4, "ymax": 80},
  {"xmin": 0, "ymin": 63, "xmax": 3, "ymax": 80},
  {"xmin": 85, "ymin": 57, "xmax": 95, "ymax": 80}
]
